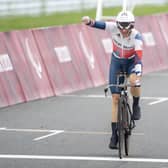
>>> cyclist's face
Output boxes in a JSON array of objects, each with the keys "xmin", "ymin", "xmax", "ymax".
[
  {"xmin": 117, "ymin": 22, "xmax": 132, "ymax": 37},
  {"xmin": 119, "ymin": 28, "xmax": 130, "ymax": 37}
]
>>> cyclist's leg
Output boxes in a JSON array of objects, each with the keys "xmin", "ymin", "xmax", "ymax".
[
  {"xmin": 109, "ymin": 55, "xmax": 122, "ymax": 149},
  {"xmin": 130, "ymin": 73, "xmax": 141, "ymax": 96},
  {"xmin": 109, "ymin": 93, "xmax": 120, "ymax": 149},
  {"xmin": 111, "ymin": 94, "xmax": 120, "ymax": 122},
  {"xmin": 128, "ymin": 63, "xmax": 143, "ymax": 120}
]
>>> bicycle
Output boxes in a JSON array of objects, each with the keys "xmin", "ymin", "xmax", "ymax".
[{"xmin": 104, "ymin": 72, "xmax": 138, "ymax": 159}]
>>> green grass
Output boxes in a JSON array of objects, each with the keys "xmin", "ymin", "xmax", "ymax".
[{"xmin": 0, "ymin": 4, "xmax": 168, "ymax": 32}]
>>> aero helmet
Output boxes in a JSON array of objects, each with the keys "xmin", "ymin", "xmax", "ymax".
[{"xmin": 116, "ymin": 11, "xmax": 135, "ymax": 30}]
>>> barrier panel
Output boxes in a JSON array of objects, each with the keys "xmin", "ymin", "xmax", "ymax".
[
  {"xmin": 33, "ymin": 27, "xmax": 89, "ymax": 95},
  {"xmin": 13, "ymin": 30, "xmax": 54, "ymax": 99},
  {"xmin": 81, "ymin": 25, "xmax": 111, "ymax": 85},
  {"xmin": 155, "ymin": 14, "xmax": 168, "ymax": 69},
  {"xmin": 0, "ymin": 33, "xmax": 25, "ymax": 107},
  {"xmin": 1, "ymin": 30, "xmax": 54, "ymax": 106},
  {"xmin": 70, "ymin": 25, "xmax": 106, "ymax": 87},
  {"xmin": 135, "ymin": 16, "xmax": 158, "ymax": 74},
  {"xmin": 0, "ymin": 13, "xmax": 168, "ymax": 108},
  {"xmin": 33, "ymin": 25, "xmax": 109, "ymax": 95},
  {"xmin": 135, "ymin": 14, "xmax": 168, "ymax": 74}
]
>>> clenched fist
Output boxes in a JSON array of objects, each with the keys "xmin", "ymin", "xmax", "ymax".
[{"xmin": 81, "ymin": 16, "xmax": 91, "ymax": 25}]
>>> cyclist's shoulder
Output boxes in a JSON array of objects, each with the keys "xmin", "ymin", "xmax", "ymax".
[
  {"xmin": 131, "ymin": 29, "xmax": 143, "ymax": 40},
  {"xmin": 105, "ymin": 21, "xmax": 118, "ymax": 32},
  {"xmin": 131, "ymin": 28, "xmax": 142, "ymax": 36}
]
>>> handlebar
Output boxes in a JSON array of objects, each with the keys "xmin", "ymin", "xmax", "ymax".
[
  {"xmin": 104, "ymin": 72, "xmax": 141, "ymax": 96},
  {"xmin": 104, "ymin": 83, "xmax": 141, "ymax": 96}
]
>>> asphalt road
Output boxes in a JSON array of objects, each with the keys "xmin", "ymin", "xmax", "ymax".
[{"xmin": 0, "ymin": 69, "xmax": 168, "ymax": 168}]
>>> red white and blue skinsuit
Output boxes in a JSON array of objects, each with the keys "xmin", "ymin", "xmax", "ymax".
[{"xmin": 88, "ymin": 21, "xmax": 143, "ymax": 93}]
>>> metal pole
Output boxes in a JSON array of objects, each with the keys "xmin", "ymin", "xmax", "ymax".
[{"xmin": 96, "ymin": 0, "xmax": 103, "ymax": 20}]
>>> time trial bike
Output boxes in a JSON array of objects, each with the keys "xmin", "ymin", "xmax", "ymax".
[{"xmin": 104, "ymin": 72, "xmax": 138, "ymax": 159}]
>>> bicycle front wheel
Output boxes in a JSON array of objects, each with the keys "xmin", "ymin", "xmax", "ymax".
[
  {"xmin": 118, "ymin": 96, "xmax": 125, "ymax": 159},
  {"xmin": 124, "ymin": 103, "xmax": 131, "ymax": 156}
]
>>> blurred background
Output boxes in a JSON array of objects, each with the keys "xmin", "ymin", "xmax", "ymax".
[
  {"xmin": 0, "ymin": 0, "xmax": 168, "ymax": 31},
  {"xmin": 0, "ymin": 0, "xmax": 167, "ymax": 16}
]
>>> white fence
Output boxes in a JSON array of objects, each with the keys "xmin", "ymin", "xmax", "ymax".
[{"xmin": 0, "ymin": 0, "xmax": 167, "ymax": 17}]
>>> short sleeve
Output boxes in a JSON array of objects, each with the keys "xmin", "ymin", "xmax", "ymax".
[
  {"xmin": 134, "ymin": 31, "xmax": 143, "ymax": 51},
  {"xmin": 105, "ymin": 22, "xmax": 118, "ymax": 34}
]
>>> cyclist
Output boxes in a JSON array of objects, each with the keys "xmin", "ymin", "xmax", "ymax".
[{"xmin": 82, "ymin": 10, "xmax": 143, "ymax": 149}]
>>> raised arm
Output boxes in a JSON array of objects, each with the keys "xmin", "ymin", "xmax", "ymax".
[
  {"xmin": 81, "ymin": 16, "xmax": 106, "ymax": 30},
  {"xmin": 82, "ymin": 16, "xmax": 117, "ymax": 33}
]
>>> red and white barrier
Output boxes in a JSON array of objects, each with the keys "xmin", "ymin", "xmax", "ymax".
[
  {"xmin": 0, "ymin": 13, "xmax": 168, "ymax": 108},
  {"xmin": 0, "ymin": 32, "xmax": 25, "ymax": 107},
  {"xmin": 137, "ymin": 14, "xmax": 168, "ymax": 73},
  {"xmin": 3, "ymin": 30, "xmax": 54, "ymax": 102}
]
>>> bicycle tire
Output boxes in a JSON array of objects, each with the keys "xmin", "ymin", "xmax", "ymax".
[
  {"xmin": 118, "ymin": 96, "xmax": 125, "ymax": 159},
  {"xmin": 125, "ymin": 133, "xmax": 130, "ymax": 156},
  {"xmin": 124, "ymin": 103, "xmax": 131, "ymax": 156}
]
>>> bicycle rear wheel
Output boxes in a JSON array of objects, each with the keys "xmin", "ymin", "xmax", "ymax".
[{"xmin": 118, "ymin": 96, "xmax": 125, "ymax": 159}]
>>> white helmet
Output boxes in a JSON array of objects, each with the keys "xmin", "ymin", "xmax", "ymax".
[{"xmin": 116, "ymin": 11, "xmax": 135, "ymax": 30}]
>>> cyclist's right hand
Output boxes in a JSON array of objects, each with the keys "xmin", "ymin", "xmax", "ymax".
[{"xmin": 82, "ymin": 16, "xmax": 91, "ymax": 25}]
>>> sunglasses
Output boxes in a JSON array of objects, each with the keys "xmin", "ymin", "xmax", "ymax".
[{"xmin": 117, "ymin": 22, "xmax": 134, "ymax": 30}]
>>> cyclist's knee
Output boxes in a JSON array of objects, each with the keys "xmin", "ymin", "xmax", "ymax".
[
  {"xmin": 112, "ymin": 94, "xmax": 120, "ymax": 104},
  {"xmin": 129, "ymin": 73, "xmax": 141, "ymax": 85}
]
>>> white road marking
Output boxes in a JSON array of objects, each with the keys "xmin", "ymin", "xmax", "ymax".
[
  {"xmin": 0, "ymin": 127, "xmax": 61, "ymax": 132},
  {"xmin": 66, "ymin": 130, "xmax": 144, "ymax": 136},
  {"xmin": 0, "ymin": 128, "xmax": 64, "ymax": 141},
  {"xmin": 148, "ymin": 98, "xmax": 168, "ymax": 105},
  {"xmin": 34, "ymin": 130, "xmax": 64, "ymax": 141},
  {"xmin": 0, "ymin": 128, "xmax": 144, "ymax": 137},
  {"xmin": 60, "ymin": 94, "xmax": 168, "ymax": 105},
  {"xmin": 142, "ymin": 97, "xmax": 168, "ymax": 105},
  {"xmin": 0, "ymin": 127, "xmax": 6, "ymax": 130},
  {"xmin": 0, "ymin": 154, "xmax": 168, "ymax": 163}
]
